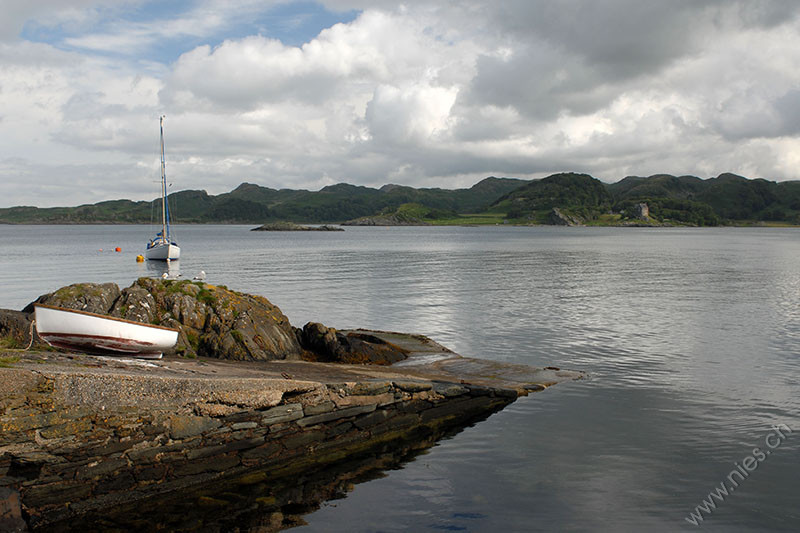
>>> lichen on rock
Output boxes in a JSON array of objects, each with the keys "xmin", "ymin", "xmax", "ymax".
[
  {"xmin": 19, "ymin": 278, "xmax": 303, "ymax": 361},
  {"xmin": 12, "ymin": 278, "xmax": 407, "ymax": 364},
  {"xmin": 23, "ymin": 282, "xmax": 121, "ymax": 315}
]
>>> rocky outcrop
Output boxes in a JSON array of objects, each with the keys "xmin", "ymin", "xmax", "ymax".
[
  {"xmin": 18, "ymin": 279, "xmax": 303, "ymax": 361},
  {"xmin": 120, "ymin": 278, "xmax": 303, "ymax": 360},
  {"xmin": 297, "ymin": 323, "xmax": 408, "ymax": 365},
  {"xmin": 341, "ymin": 214, "xmax": 430, "ymax": 226},
  {"xmin": 251, "ymin": 222, "xmax": 344, "ymax": 231},
  {"xmin": 23, "ymin": 283, "xmax": 121, "ymax": 315},
  {"xmin": 0, "ymin": 310, "xmax": 34, "ymax": 348},
  {"xmin": 7, "ymin": 279, "xmax": 409, "ymax": 364},
  {"xmin": 547, "ymin": 207, "xmax": 584, "ymax": 226}
]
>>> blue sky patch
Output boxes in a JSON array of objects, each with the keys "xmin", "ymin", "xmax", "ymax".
[{"xmin": 20, "ymin": 1, "xmax": 359, "ymax": 64}]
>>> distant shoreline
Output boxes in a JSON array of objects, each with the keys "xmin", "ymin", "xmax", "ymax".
[{"xmin": 1, "ymin": 221, "xmax": 797, "ymax": 228}]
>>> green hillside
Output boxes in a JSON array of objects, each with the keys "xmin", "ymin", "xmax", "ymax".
[
  {"xmin": 480, "ymin": 172, "xmax": 800, "ymax": 226},
  {"xmin": 0, "ymin": 177, "xmax": 527, "ymax": 224},
  {"xmin": 490, "ymin": 173, "xmax": 613, "ymax": 223},
  {"xmin": 608, "ymin": 173, "xmax": 800, "ymax": 225},
  {"xmin": 2, "ymin": 172, "xmax": 798, "ymax": 226},
  {"xmin": 607, "ymin": 174, "xmax": 705, "ymax": 200}
]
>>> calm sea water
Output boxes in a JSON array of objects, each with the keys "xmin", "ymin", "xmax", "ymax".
[{"xmin": 1, "ymin": 224, "xmax": 799, "ymax": 531}]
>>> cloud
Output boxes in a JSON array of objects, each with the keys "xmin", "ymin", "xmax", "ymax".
[
  {"xmin": 2, "ymin": 1, "xmax": 800, "ymax": 208},
  {"xmin": 161, "ymin": 9, "xmax": 464, "ymax": 110},
  {"xmin": 0, "ymin": 157, "xmax": 159, "ymax": 207},
  {"xmin": 0, "ymin": 0, "xmax": 120, "ymax": 42},
  {"xmin": 365, "ymin": 83, "xmax": 457, "ymax": 144}
]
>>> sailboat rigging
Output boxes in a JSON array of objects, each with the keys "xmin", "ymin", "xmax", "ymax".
[{"xmin": 146, "ymin": 115, "xmax": 180, "ymax": 261}]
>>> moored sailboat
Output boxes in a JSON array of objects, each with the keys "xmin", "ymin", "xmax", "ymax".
[{"xmin": 146, "ymin": 115, "xmax": 180, "ymax": 261}]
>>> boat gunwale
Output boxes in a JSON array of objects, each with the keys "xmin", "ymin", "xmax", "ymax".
[{"xmin": 34, "ymin": 304, "xmax": 180, "ymax": 333}]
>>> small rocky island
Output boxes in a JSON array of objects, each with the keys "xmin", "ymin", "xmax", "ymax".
[
  {"xmin": 251, "ymin": 222, "xmax": 344, "ymax": 231},
  {"xmin": 0, "ymin": 279, "xmax": 581, "ymax": 530}
]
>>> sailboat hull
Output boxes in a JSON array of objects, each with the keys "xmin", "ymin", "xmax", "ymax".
[{"xmin": 146, "ymin": 242, "xmax": 180, "ymax": 261}]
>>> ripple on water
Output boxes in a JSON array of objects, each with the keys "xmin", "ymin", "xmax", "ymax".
[{"xmin": 2, "ymin": 225, "xmax": 799, "ymax": 531}]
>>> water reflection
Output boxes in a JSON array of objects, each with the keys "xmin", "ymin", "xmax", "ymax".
[
  {"xmin": 45, "ymin": 422, "xmax": 486, "ymax": 532},
  {"xmin": 145, "ymin": 258, "xmax": 181, "ymax": 279}
]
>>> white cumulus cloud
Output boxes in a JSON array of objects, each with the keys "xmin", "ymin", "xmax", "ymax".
[{"xmin": 1, "ymin": 0, "xmax": 800, "ymax": 207}]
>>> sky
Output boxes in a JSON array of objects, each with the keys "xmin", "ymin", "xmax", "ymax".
[{"xmin": 2, "ymin": 0, "xmax": 800, "ymax": 207}]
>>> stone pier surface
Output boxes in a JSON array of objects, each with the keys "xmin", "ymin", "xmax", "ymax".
[{"xmin": 0, "ymin": 332, "xmax": 581, "ymax": 530}]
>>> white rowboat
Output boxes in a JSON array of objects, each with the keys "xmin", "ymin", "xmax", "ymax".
[{"xmin": 34, "ymin": 304, "xmax": 179, "ymax": 359}]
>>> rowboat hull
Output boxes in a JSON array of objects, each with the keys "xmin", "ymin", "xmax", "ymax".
[
  {"xmin": 146, "ymin": 241, "xmax": 180, "ymax": 261},
  {"xmin": 34, "ymin": 305, "xmax": 179, "ymax": 359}
]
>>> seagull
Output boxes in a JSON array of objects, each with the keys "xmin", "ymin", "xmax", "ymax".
[
  {"xmin": 193, "ymin": 270, "xmax": 206, "ymax": 281},
  {"xmin": 161, "ymin": 272, "xmax": 168, "ymax": 279}
]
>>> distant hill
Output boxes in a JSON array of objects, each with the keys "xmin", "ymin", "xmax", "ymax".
[
  {"xmin": 491, "ymin": 173, "xmax": 613, "ymax": 223},
  {"xmin": 2, "ymin": 172, "xmax": 798, "ymax": 226},
  {"xmin": 0, "ymin": 177, "xmax": 528, "ymax": 224},
  {"xmin": 607, "ymin": 174, "xmax": 706, "ymax": 200},
  {"xmin": 484, "ymin": 172, "xmax": 800, "ymax": 226},
  {"xmin": 608, "ymin": 172, "xmax": 800, "ymax": 225}
]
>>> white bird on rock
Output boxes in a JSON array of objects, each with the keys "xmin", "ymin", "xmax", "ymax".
[{"xmin": 193, "ymin": 270, "xmax": 206, "ymax": 281}]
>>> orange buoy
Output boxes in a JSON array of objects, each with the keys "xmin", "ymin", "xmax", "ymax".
[
  {"xmin": 115, "ymin": 247, "xmax": 122, "ymax": 252},
  {"xmin": 136, "ymin": 255, "xmax": 144, "ymax": 262}
]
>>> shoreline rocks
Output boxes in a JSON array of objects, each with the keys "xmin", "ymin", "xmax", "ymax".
[
  {"xmin": 547, "ymin": 207, "xmax": 584, "ymax": 226},
  {"xmin": 297, "ymin": 323, "xmax": 409, "ymax": 365},
  {"xmin": 341, "ymin": 214, "xmax": 430, "ymax": 226}
]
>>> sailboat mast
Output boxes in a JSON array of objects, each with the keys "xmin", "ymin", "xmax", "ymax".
[{"xmin": 159, "ymin": 116, "xmax": 167, "ymax": 242}]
